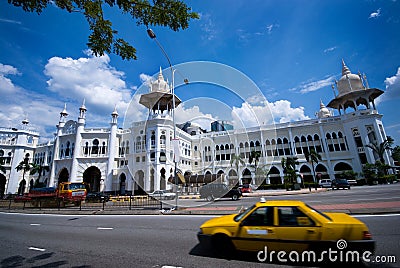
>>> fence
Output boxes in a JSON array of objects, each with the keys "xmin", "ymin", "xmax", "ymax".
[{"xmin": 0, "ymin": 195, "xmax": 169, "ymax": 212}]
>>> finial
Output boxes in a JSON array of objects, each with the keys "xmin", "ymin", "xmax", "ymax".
[
  {"xmin": 363, "ymin": 73, "xmax": 370, "ymax": 88},
  {"xmin": 22, "ymin": 115, "xmax": 29, "ymax": 125},
  {"xmin": 111, "ymin": 105, "xmax": 119, "ymax": 117},
  {"xmin": 60, "ymin": 103, "xmax": 68, "ymax": 117},
  {"xmin": 80, "ymin": 99, "xmax": 87, "ymax": 111},
  {"xmin": 341, "ymin": 59, "xmax": 351, "ymax": 76},
  {"xmin": 158, "ymin": 66, "xmax": 164, "ymax": 81}
]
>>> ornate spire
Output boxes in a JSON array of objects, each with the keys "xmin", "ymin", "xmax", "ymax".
[
  {"xmin": 158, "ymin": 66, "xmax": 164, "ymax": 81},
  {"xmin": 320, "ymin": 99, "xmax": 326, "ymax": 109},
  {"xmin": 79, "ymin": 99, "xmax": 87, "ymax": 112},
  {"xmin": 341, "ymin": 59, "xmax": 351, "ymax": 76},
  {"xmin": 60, "ymin": 103, "xmax": 68, "ymax": 117},
  {"xmin": 22, "ymin": 115, "xmax": 29, "ymax": 125},
  {"xmin": 111, "ymin": 105, "xmax": 118, "ymax": 117},
  {"xmin": 79, "ymin": 99, "xmax": 87, "ymax": 120}
]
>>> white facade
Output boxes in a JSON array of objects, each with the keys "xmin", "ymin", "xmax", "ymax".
[{"xmin": 0, "ymin": 62, "xmax": 394, "ymax": 196}]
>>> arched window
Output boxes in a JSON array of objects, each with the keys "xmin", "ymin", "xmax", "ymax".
[
  {"xmin": 102, "ymin": 141, "xmax": 106, "ymax": 154},
  {"xmin": 84, "ymin": 142, "xmax": 89, "ymax": 155},
  {"xmin": 121, "ymin": 141, "xmax": 125, "ymax": 155},
  {"xmin": 65, "ymin": 141, "xmax": 70, "ymax": 157},
  {"xmin": 60, "ymin": 144, "xmax": 64, "ymax": 158},
  {"xmin": 92, "ymin": 139, "xmax": 99, "ymax": 155},
  {"xmin": 136, "ymin": 136, "xmax": 141, "ymax": 152},
  {"xmin": 48, "ymin": 151, "xmax": 52, "ymax": 163},
  {"xmin": 160, "ymin": 134, "xmax": 166, "ymax": 146},
  {"xmin": 151, "ymin": 131, "xmax": 155, "ymax": 148}
]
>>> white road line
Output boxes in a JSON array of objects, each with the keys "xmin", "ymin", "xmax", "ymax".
[
  {"xmin": 355, "ymin": 214, "xmax": 400, "ymax": 218},
  {"xmin": 97, "ymin": 227, "xmax": 114, "ymax": 230},
  {"xmin": 29, "ymin": 247, "xmax": 46, "ymax": 252},
  {"xmin": 30, "ymin": 223, "xmax": 41, "ymax": 226},
  {"xmin": 349, "ymin": 197, "xmax": 400, "ymax": 202}
]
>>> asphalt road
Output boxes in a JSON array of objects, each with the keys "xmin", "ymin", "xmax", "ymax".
[
  {"xmin": 0, "ymin": 212, "xmax": 399, "ymax": 268},
  {"xmin": 177, "ymin": 183, "xmax": 400, "ymax": 209}
]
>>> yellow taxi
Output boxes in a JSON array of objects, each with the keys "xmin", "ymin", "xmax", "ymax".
[{"xmin": 197, "ymin": 199, "xmax": 375, "ymax": 260}]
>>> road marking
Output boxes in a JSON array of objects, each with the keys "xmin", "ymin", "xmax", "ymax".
[
  {"xmin": 30, "ymin": 223, "xmax": 41, "ymax": 226},
  {"xmin": 161, "ymin": 266, "xmax": 183, "ymax": 268},
  {"xmin": 29, "ymin": 247, "xmax": 46, "ymax": 252},
  {"xmin": 349, "ymin": 197, "xmax": 400, "ymax": 202},
  {"xmin": 97, "ymin": 227, "xmax": 114, "ymax": 230},
  {"xmin": 355, "ymin": 213, "xmax": 400, "ymax": 218}
]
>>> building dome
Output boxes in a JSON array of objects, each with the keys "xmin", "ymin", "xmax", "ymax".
[
  {"xmin": 337, "ymin": 60, "xmax": 365, "ymax": 96},
  {"xmin": 151, "ymin": 67, "xmax": 170, "ymax": 93},
  {"xmin": 317, "ymin": 100, "xmax": 332, "ymax": 118}
]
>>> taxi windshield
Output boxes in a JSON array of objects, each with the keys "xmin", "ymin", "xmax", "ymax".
[
  {"xmin": 234, "ymin": 205, "xmax": 255, "ymax": 222},
  {"xmin": 68, "ymin": 183, "xmax": 86, "ymax": 190}
]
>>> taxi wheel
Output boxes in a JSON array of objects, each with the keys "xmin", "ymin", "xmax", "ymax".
[{"xmin": 212, "ymin": 234, "xmax": 235, "ymax": 259}]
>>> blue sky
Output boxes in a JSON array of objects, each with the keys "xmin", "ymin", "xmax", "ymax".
[{"xmin": 0, "ymin": 0, "xmax": 399, "ymax": 144}]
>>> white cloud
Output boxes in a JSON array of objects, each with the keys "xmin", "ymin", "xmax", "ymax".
[
  {"xmin": 231, "ymin": 99, "xmax": 309, "ymax": 129},
  {"xmin": 324, "ymin": 46, "xmax": 337, "ymax": 53},
  {"xmin": 200, "ymin": 13, "xmax": 217, "ymax": 41},
  {"xmin": 0, "ymin": 63, "xmax": 20, "ymax": 94},
  {"xmin": 379, "ymin": 67, "xmax": 400, "ymax": 103},
  {"xmin": 266, "ymin": 24, "xmax": 279, "ymax": 34},
  {"xmin": 269, "ymin": 100, "xmax": 310, "ymax": 123},
  {"xmin": 0, "ymin": 18, "xmax": 22, "ymax": 25},
  {"xmin": 290, "ymin": 76, "xmax": 335, "ymax": 94},
  {"xmin": 175, "ymin": 104, "xmax": 216, "ymax": 130},
  {"xmin": 139, "ymin": 73, "xmax": 154, "ymax": 87},
  {"xmin": 369, "ymin": 8, "xmax": 381, "ymax": 19},
  {"xmin": 44, "ymin": 50, "xmax": 132, "ymax": 114}
]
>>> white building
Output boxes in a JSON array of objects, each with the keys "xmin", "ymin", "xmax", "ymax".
[{"xmin": 0, "ymin": 61, "xmax": 394, "ymax": 196}]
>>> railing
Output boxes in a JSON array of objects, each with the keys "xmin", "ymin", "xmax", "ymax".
[{"xmin": 0, "ymin": 195, "xmax": 165, "ymax": 212}]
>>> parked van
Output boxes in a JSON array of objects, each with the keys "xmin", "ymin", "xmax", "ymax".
[{"xmin": 318, "ymin": 179, "xmax": 332, "ymax": 188}]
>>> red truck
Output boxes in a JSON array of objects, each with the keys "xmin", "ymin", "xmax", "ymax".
[{"xmin": 15, "ymin": 182, "xmax": 87, "ymax": 207}]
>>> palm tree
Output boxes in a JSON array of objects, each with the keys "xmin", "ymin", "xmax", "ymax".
[
  {"xmin": 230, "ymin": 154, "xmax": 245, "ymax": 184},
  {"xmin": 15, "ymin": 157, "xmax": 31, "ymax": 190},
  {"xmin": 249, "ymin": 150, "xmax": 261, "ymax": 184},
  {"xmin": 304, "ymin": 148, "xmax": 322, "ymax": 190},
  {"xmin": 281, "ymin": 157, "xmax": 299, "ymax": 189},
  {"xmin": 366, "ymin": 137, "xmax": 394, "ymax": 164},
  {"xmin": 29, "ymin": 163, "xmax": 50, "ymax": 187}
]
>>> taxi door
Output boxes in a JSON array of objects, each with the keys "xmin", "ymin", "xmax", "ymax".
[
  {"xmin": 272, "ymin": 206, "xmax": 321, "ymax": 252},
  {"xmin": 233, "ymin": 206, "xmax": 279, "ymax": 252}
]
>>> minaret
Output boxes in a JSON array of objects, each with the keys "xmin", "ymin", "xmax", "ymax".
[
  {"xmin": 49, "ymin": 104, "xmax": 69, "ymax": 187},
  {"xmin": 327, "ymin": 60, "xmax": 384, "ymax": 113},
  {"xmin": 105, "ymin": 106, "xmax": 118, "ymax": 192},
  {"xmin": 21, "ymin": 116, "xmax": 29, "ymax": 130},
  {"xmin": 70, "ymin": 100, "xmax": 87, "ymax": 182}
]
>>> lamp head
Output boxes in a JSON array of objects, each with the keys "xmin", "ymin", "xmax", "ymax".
[{"xmin": 147, "ymin": 29, "xmax": 156, "ymax": 39}]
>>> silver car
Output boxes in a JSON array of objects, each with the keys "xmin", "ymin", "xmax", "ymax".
[{"xmin": 318, "ymin": 179, "xmax": 332, "ymax": 188}]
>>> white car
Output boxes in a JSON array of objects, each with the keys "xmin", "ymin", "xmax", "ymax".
[
  {"xmin": 318, "ymin": 179, "xmax": 332, "ymax": 188},
  {"xmin": 149, "ymin": 190, "xmax": 176, "ymax": 200}
]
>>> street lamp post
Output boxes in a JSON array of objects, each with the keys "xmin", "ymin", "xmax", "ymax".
[{"xmin": 147, "ymin": 29, "xmax": 187, "ymax": 209}]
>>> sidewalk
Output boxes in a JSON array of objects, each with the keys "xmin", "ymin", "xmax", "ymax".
[{"xmin": 178, "ymin": 187, "xmax": 327, "ymax": 199}]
